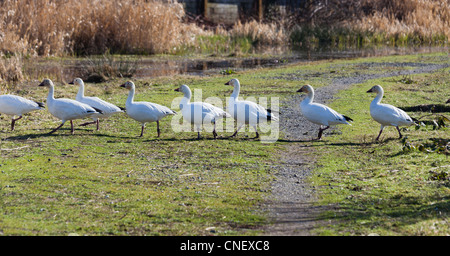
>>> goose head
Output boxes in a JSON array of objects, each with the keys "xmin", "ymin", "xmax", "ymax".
[
  {"xmin": 225, "ymin": 78, "xmax": 240, "ymax": 87},
  {"xmin": 120, "ymin": 81, "xmax": 135, "ymax": 90},
  {"xmin": 68, "ymin": 77, "xmax": 84, "ymax": 86},
  {"xmin": 174, "ymin": 84, "xmax": 190, "ymax": 94},
  {"xmin": 38, "ymin": 78, "xmax": 54, "ymax": 87},
  {"xmin": 296, "ymin": 84, "xmax": 313, "ymax": 93},
  {"xmin": 367, "ymin": 85, "xmax": 383, "ymax": 94}
]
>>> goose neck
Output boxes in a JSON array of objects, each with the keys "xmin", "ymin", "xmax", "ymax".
[
  {"xmin": 304, "ymin": 90, "xmax": 314, "ymax": 104},
  {"xmin": 76, "ymin": 83, "xmax": 85, "ymax": 100},
  {"xmin": 180, "ymin": 88, "xmax": 191, "ymax": 109},
  {"xmin": 372, "ymin": 90, "xmax": 383, "ymax": 105},
  {"xmin": 126, "ymin": 87, "xmax": 135, "ymax": 106},
  {"xmin": 47, "ymin": 85, "xmax": 55, "ymax": 102},
  {"xmin": 230, "ymin": 83, "xmax": 240, "ymax": 99}
]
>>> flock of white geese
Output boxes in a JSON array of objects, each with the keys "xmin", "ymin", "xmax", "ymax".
[{"xmin": 0, "ymin": 78, "xmax": 417, "ymax": 141}]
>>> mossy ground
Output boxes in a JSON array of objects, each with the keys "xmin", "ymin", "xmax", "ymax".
[{"xmin": 1, "ymin": 52, "xmax": 448, "ymax": 235}]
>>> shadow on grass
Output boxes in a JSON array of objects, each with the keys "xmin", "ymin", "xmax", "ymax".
[
  {"xmin": 400, "ymin": 104, "xmax": 450, "ymax": 113},
  {"xmin": 322, "ymin": 137, "xmax": 400, "ymax": 147},
  {"xmin": 323, "ymin": 193, "xmax": 450, "ymax": 234},
  {"xmin": 276, "ymin": 138, "xmax": 315, "ymax": 143},
  {"xmin": 3, "ymin": 127, "xmax": 135, "ymax": 141},
  {"xmin": 142, "ymin": 135, "xmax": 234, "ymax": 142},
  {"xmin": 4, "ymin": 129, "xmax": 289, "ymax": 143}
]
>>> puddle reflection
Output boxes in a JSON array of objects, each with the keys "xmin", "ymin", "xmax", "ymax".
[{"xmin": 23, "ymin": 46, "xmax": 448, "ymax": 82}]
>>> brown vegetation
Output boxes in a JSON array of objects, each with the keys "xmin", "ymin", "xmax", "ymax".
[
  {"xmin": 0, "ymin": 0, "xmax": 201, "ymax": 56},
  {"xmin": 291, "ymin": 0, "xmax": 450, "ymax": 40},
  {"xmin": 0, "ymin": 0, "xmax": 448, "ymax": 86},
  {"xmin": 227, "ymin": 20, "xmax": 287, "ymax": 46},
  {"xmin": 0, "ymin": 55, "xmax": 24, "ymax": 88},
  {"xmin": 0, "ymin": 0, "xmax": 206, "ymax": 86},
  {"xmin": 1, "ymin": 0, "xmax": 447, "ymax": 57},
  {"xmin": 353, "ymin": 0, "xmax": 450, "ymax": 42}
]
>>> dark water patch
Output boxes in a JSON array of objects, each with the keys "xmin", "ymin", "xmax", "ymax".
[{"xmin": 23, "ymin": 46, "xmax": 448, "ymax": 82}]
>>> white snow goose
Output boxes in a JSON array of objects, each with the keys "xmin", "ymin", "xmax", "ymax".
[
  {"xmin": 175, "ymin": 84, "xmax": 230, "ymax": 139},
  {"xmin": 367, "ymin": 85, "xmax": 417, "ymax": 141},
  {"xmin": 70, "ymin": 78, "xmax": 123, "ymax": 130},
  {"xmin": 297, "ymin": 84, "xmax": 353, "ymax": 140},
  {"xmin": 38, "ymin": 78, "xmax": 103, "ymax": 134},
  {"xmin": 225, "ymin": 78, "xmax": 278, "ymax": 139},
  {"xmin": 120, "ymin": 81, "xmax": 176, "ymax": 137},
  {"xmin": 0, "ymin": 94, "xmax": 44, "ymax": 130}
]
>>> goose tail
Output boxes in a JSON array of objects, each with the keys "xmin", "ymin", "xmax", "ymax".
[
  {"xmin": 35, "ymin": 101, "xmax": 45, "ymax": 108},
  {"xmin": 91, "ymin": 106, "xmax": 104, "ymax": 114},
  {"xmin": 343, "ymin": 115, "xmax": 353, "ymax": 122},
  {"xmin": 411, "ymin": 117, "xmax": 420, "ymax": 125},
  {"xmin": 267, "ymin": 109, "xmax": 279, "ymax": 122},
  {"xmin": 267, "ymin": 108, "xmax": 281, "ymax": 114}
]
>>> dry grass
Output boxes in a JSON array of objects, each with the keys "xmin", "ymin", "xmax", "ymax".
[
  {"xmin": 206, "ymin": 20, "xmax": 287, "ymax": 55},
  {"xmin": 0, "ymin": 0, "xmax": 206, "ymax": 86},
  {"xmin": 0, "ymin": 0, "xmax": 201, "ymax": 56},
  {"xmin": 1, "ymin": 0, "xmax": 446, "ymax": 59},
  {"xmin": 228, "ymin": 20, "xmax": 287, "ymax": 46},
  {"xmin": 0, "ymin": 55, "xmax": 24, "ymax": 89},
  {"xmin": 1, "ymin": 0, "xmax": 448, "ymax": 87},
  {"xmin": 353, "ymin": 0, "xmax": 450, "ymax": 42},
  {"xmin": 292, "ymin": 0, "xmax": 450, "ymax": 44}
]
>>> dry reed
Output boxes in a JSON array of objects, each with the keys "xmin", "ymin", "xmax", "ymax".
[
  {"xmin": 0, "ymin": 0, "xmax": 202, "ymax": 56},
  {"xmin": 353, "ymin": 0, "xmax": 450, "ymax": 43},
  {"xmin": 292, "ymin": 0, "xmax": 450, "ymax": 45},
  {"xmin": 0, "ymin": 55, "xmax": 24, "ymax": 90},
  {"xmin": 1, "ymin": 0, "xmax": 447, "ymax": 59},
  {"xmin": 229, "ymin": 20, "xmax": 288, "ymax": 46}
]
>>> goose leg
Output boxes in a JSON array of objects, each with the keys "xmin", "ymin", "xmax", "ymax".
[
  {"xmin": 375, "ymin": 126, "xmax": 384, "ymax": 141},
  {"xmin": 212, "ymin": 122, "xmax": 217, "ymax": 139},
  {"xmin": 156, "ymin": 120, "xmax": 160, "ymax": 137},
  {"xmin": 140, "ymin": 125, "xmax": 145, "ymax": 137},
  {"xmin": 252, "ymin": 125, "xmax": 259, "ymax": 139},
  {"xmin": 198, "ymin": 127, "xmax": 202, "ymax": 139},
  {"xmin": 396, "ymin": 126, "xmax": 402, "ymax": 139},
  {"xmin": 80, "ymin": 119, "xmax": 100, "ymax": 131},
  {"xmin": 79, "ymin": 120, "xmax": 97, "ymax": 127},
  {"xmin": 70, "ymin": 120, "xmax": 74, "ymax": 134},
  {"xmin": 11, "ymin": 116, "xmax": 22, "ymax": 131},
  {"xmin": 317, "ymin": 126, "xmax": 330, "ymax": 140},
  {"xmin": 48, "ymin": 122, "xmax": 65, "ymax": 134},
  {"xmin": 230, "ymin": 123, "xmax": 244, "ymax": 138},
  {"xmin": 196, "ymin": 125, "xmax": 202, "ymax": 139}
]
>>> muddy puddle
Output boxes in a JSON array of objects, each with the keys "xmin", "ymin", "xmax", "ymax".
[{"xmin": 24, "ymin": 46, "xmax": 448, "ymax": 82}]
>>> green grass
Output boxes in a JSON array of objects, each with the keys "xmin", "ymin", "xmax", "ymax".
[
  {"xmin": 1, "ymin": 127, "xmax": 279, "ymax": 235},
  {"xmin": 1, "ymin": 52, "xmax": 448, "ymax": 235},
  {"xmin": 310, "ymin": 65, "xmax": 449, "ymax": 235},
  {"xmin": 0, "ymin": 79, "xmax": 282, "ymax": 235}
]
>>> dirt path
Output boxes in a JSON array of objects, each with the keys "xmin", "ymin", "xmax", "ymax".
[{"xmin": 263, "ymin": 61, "xmax": 449, "ymax": 235}]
